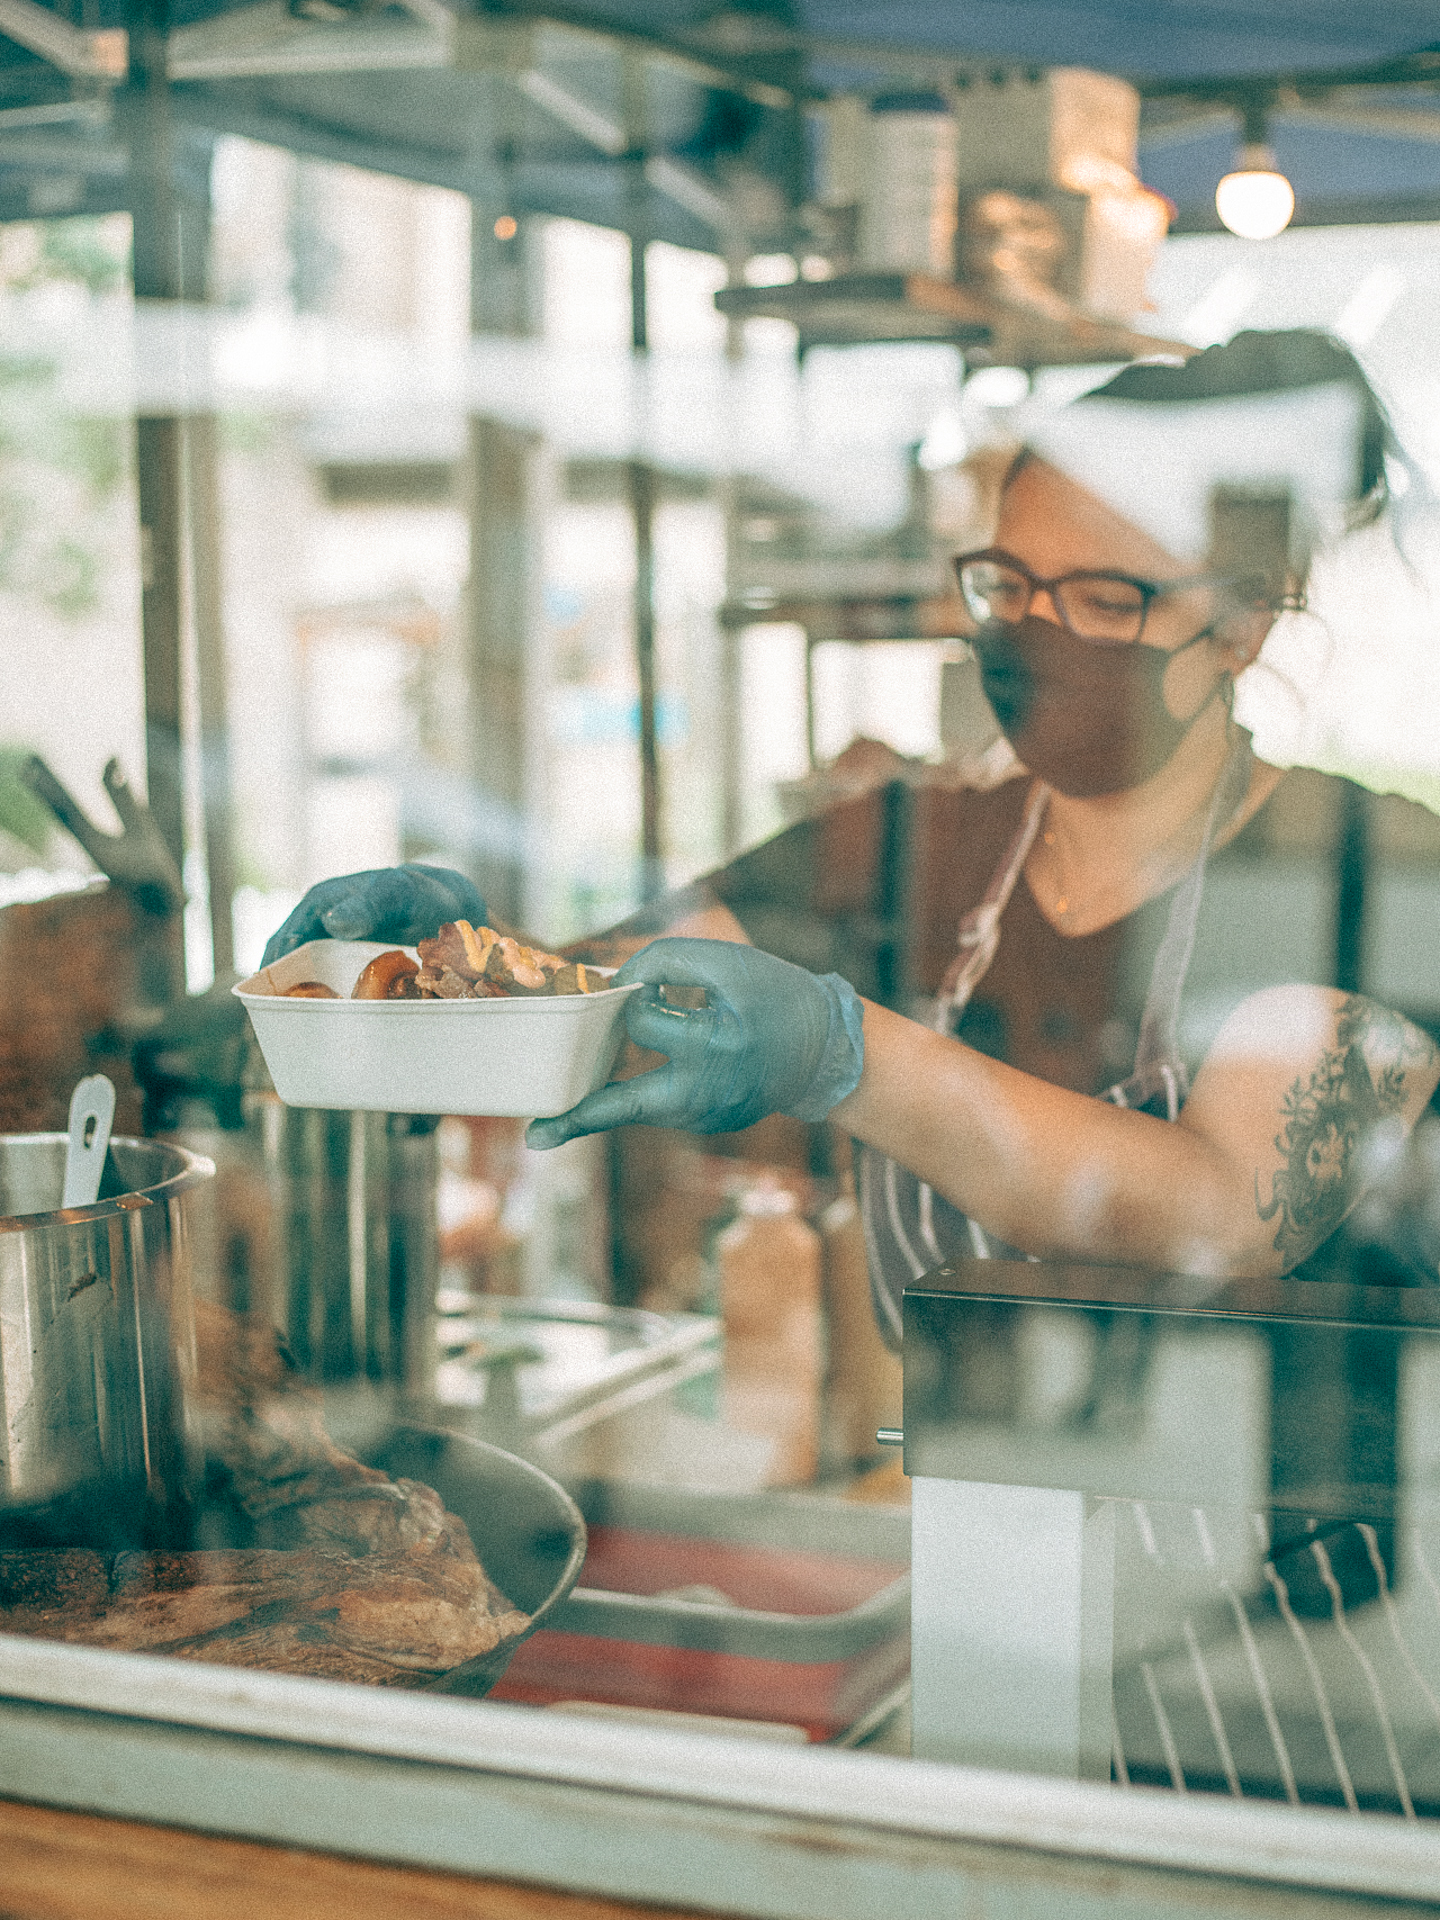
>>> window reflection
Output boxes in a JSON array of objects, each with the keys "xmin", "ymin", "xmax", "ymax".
[{"xmin": 4, "ymin": 104, "xmax": 1440, "ymax": 1824}]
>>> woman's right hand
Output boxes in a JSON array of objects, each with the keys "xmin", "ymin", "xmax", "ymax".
[{"xmin": 262, "ymin": 865, "xmax": 487, "ymax": 965}]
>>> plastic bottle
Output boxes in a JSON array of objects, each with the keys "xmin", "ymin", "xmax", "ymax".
[
  {"xmin": 716, "ymin": 1179, "xmax": 823, "ymax": 1486},
  {"xmin": 820, "ymin": 1172, "xmax": 903, "ymax": 1466}
]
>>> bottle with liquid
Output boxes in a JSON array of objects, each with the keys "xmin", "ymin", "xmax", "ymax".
[
  {"xmin": 716, "ymin": 1179, "xmax": 823, "ymax": 1486},
  {"xmin": 820, "ymin": 1171, "xmax": 903, "ymax": 1467}
]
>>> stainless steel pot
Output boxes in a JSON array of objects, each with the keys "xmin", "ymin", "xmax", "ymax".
[
  {"xmin": 237, "ymin": 1096, "xmax": 438, "ymax": 1388},
  {"xmin": 0, "ymin": 1134, "xmax": 214, "ymax": 1547}
]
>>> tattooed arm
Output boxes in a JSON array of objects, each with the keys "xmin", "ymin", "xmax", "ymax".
[
  {"xmin": 832, "ymin": 985, "xmax": 1440, "ymax": 1279},
  {"xmin": 1183, "ymin": 988, "xmax": 1439, "ymax": 1272}
]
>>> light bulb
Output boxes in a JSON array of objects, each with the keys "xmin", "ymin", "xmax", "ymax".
[
  {"xmin": 1215, "ymin": 144, "xmax": 1294, "ymax": 240},
  {"xmin": 965, "ymin": 365, "xmax": 1030, "ymax": 409}
]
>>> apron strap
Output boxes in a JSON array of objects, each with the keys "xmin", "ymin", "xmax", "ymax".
[
  {"xmin": 1127, "ymin": 727, "xmax": 1255, "ymax": 1104},
  {"xmin": 932, "ymin": 778, "xmax": 1050, "ymax": 1033}
]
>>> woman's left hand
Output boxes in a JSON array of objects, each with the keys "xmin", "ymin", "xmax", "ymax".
[{"xmin": 525, "ymin": 937, "xmax": 864, "ymax": 1148}]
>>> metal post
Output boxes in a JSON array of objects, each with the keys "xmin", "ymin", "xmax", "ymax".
[
  {"xmin": 627, "ymin": 455, "xmax": 661, "ymax": 895},
  {"xmin": 122, "ymin": 0, "xmax": 184, "ymax": 887},
  {"xmin": 187, "ymin": 409, "xmax": 237, "ymax": 980},
  {"xmin": 623, "ymin": 52, "xmax": 663, "ymax": 901},
  {"xmin": 628, "ymin": 164, "xmax": 649, "ymax": 360},
  {"xmin": 1334, "ymin": 779, "xmax": 1370, "ymax": 995},
  {"xmin": 465, "ymin": 186, "xmax": 543, "ymax": 927},
  {"xmin": 716, "ymin": 256, "xmax": 747, "ymax": 857},
  {"xmin": 804, "ymin": 630, "xmax": 818, "ymax": 768}
]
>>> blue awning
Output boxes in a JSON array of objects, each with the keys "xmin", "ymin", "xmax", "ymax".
[{"xmin": 0, "ymin": 2, "xmax": 1436, "ymax": 235}]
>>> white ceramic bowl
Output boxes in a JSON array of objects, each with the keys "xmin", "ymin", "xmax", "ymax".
[{"xmin": 233, "ymin": 939, "xmax": 640, "ymax": 1117}]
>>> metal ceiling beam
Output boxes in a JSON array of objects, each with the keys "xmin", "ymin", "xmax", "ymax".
[
  {"xmin": 1134, "ymin": 45, "xmax": 1440, "ymax": 103},
  {"xmin": 163, "ymin": 0, "xmax": 804, "ymax": 102},
  {"xmin": 512, "ymin": 65, "xmax": 730, "ymax": 231},
  {"xmin": 515, "ymin": 64, "xmax": 624, "ymax": 155},
  {"xmin": 644, "ymin": 151, "xmax": 727, "ymax": 229},
  {"xmin": 0, "ymin": 0, "xmax": 121, "ymax": 80},
  {"xmin": 1282, "ymin": 102, "xmax": 1440, "ymax": 141},
  {"xmin": 1137, "ymin": 97, "xmax": 1440, "ymax": 150},
  {"xmin": 159, "ymin": 83, "xmax": 715, "ymax": 245},
  {"xmin": 167, "ymin": 0, "xmax": 448, "ymax": 80},
  {"xmin": 0, "ymin": 131, "xmax": 124, "ymax": 166},
  {"xmin": 474, "ymin": 0, "xmax": 803, "ymax": 106},
  {"xmin": 0, "ymin": 97, "xmax": 108, "ymax": 127}
]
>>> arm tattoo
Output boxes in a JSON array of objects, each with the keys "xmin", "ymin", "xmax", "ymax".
[{"xmin": 1256, "ymin": 997, "xmax": 1436, "ymax": 1264}]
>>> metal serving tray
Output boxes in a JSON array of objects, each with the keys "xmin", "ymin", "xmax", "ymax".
[{"xmin": 491, "ymin": 1482, "xmax": 909, "ymax": 1741}]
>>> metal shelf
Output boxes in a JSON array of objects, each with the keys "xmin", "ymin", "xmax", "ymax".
[{"xmin": 715, "ymin": 271, "xmax": 1192, "ymax": 366}]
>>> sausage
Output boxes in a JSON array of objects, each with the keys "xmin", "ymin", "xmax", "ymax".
[{"xmin": 351, "ymin": 951, "xmax": 421, "ymax": 1000}]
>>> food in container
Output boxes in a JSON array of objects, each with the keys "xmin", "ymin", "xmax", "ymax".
[
  {"xmin": 319, "ymin": 922, "xmax": 603, "ymax": 1005},
  {"xmin": 412, "ymin": 921, "xmax": 601, "ymax": 1000},
  {"xmin": 234, "ymin": 931, "xmax": 640, "ymax": 1117}
]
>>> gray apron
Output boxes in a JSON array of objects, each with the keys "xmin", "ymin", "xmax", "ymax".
[{"xmin": 860, "ymin": 731, "xmax": 1254, "ymax": 1349}]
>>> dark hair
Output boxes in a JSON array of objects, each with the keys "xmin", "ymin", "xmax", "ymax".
[{"xmin": 1083, "ymin": 329, "xmax": 1394, "ymax": 521}]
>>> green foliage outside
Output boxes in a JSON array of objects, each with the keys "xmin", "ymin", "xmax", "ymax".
[
  {"xmin": 0, "ymin": 748, "xmax": 53, "ymax": 856},
  {"xmin": 0, "ymin": 214, "xmax": 131, "ymax": 620}
]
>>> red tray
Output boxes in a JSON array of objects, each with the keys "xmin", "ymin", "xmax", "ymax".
[{"xmin": 491, "ymin": 1520, "xmax": 909, "ymax": 1742}]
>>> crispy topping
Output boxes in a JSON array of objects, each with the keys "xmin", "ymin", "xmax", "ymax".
[
  {"xmin": 351, "ymin": 950, "xmax": 422, "ymax": 1000},
  {"xmin": 456, "ymin": 920, "xmax": 499, "ymax": 976},
  {"xmin": 313, "ymin": 925, "xmax": 604, "ymax": 1001}
]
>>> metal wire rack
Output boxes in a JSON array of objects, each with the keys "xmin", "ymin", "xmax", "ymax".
[{"xmin": 1110, "ymin": 1499, "xmax": 1440, "ymax": 1816}]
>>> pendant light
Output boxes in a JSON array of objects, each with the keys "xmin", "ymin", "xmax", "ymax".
[{"xmin": 1215, "ymin": 104, "xmax": 1294, "ymax": 241}]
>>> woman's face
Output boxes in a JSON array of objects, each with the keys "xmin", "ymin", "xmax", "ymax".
[
  {"xmin": 975, "ymin": 455, "xmax": 1271, "ymax": 796},
  {"xmin": 994, "ymin": 456, "xmax": 1247, "ymax": 719}
]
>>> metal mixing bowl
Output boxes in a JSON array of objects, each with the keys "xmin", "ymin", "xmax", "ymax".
[
  {"xmin": 363, "ymin": 1424, "xmax": 588, "ymax": 1697},
  {"xmin": 0, "ymin": 1134, "xmax": 214, "ymax": 1547},
  {"xmin": 355, "ymin": 1428, "xmax": 587, "ymax": 1697}
]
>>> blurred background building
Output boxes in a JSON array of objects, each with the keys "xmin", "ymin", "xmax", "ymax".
[{"xmin": 3, "ymin": 27, "xmax": 1440, "ymax": 985}]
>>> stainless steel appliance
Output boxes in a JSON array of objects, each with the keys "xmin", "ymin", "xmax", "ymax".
[
  {"xmin": 900, "ymin": 1258, "xmax": 1440, "ymax": 1812},
  {"xmin": 0, "ymin": 1133, "xmax": 214, "ymax": 1547},
  {"xmin": 243, "ymin": 1096, "xmax": 439, "ymax": 1389}
]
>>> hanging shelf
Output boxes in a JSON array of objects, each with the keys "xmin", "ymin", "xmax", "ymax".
[{"xmin": 714, "ymin": 271, "xmax": 1191, "ymax": 367}]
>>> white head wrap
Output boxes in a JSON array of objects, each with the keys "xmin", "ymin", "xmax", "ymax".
[{"xmin": 1020, "ymin": 379, "xmax": 1365, "ymax": 567}]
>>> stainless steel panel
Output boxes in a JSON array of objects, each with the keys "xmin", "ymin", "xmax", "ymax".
[{"xmin": 0, "ymin": 1134, "xmax": 213, "ymax": 1544}]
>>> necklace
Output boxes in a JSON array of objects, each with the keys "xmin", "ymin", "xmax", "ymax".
[
  {"xmin": 1036, "ymin": 749, "xmax": 1258, "ymax": 928},
  {"xmin": 1038, "ymin": 814, "xmax": 1213, "ymax": 924},
  {"xmin": 1039, "ymin": 831, "xmax": 1071, "ymax": 918}
]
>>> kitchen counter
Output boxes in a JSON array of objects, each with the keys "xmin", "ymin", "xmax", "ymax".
[{"xmin": 0, "ymin": 1799, "xmax": 708, "ymax": 1920}]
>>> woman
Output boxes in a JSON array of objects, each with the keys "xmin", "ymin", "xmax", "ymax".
[{"xmin": 267, "ymin": 330, "xmax": 1440, "ymax": 1296}]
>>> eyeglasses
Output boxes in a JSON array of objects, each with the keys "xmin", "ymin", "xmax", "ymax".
[{"xmin": 953, "ymin": 548, "xmax": 1263, "ymax": 647}]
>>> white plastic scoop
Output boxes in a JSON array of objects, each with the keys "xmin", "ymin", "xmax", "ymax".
[{"xmin": 62, "ymin": 1073, "xmax": 116, "ymax": 1209}]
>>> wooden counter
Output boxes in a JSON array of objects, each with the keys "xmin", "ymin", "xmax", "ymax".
[{"xmin": 0, "ymin": 1799, "xmax": 709, "ymax": 1920}]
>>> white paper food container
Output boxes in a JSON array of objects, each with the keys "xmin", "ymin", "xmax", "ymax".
[{"xmin": 233, "ymin": 939, "xmax": 641, "ymax": 1117}]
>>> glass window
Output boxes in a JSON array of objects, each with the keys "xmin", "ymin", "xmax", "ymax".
[{"xmin": 4, "ymin": 42, "xmax": 1440, "ymax": 1880}]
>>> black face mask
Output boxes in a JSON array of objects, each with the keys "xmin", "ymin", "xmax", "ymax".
[{"xmin": 973, "ymin": 616, "xmax": 1218, "ymax": 798}]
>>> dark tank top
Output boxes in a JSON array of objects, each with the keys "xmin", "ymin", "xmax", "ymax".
[{"xmin": 860, "ymin": 745, "xmax": 1440, "ymax": 1346}]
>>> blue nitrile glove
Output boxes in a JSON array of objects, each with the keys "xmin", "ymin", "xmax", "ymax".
[
  {"xmin": 262, "ymin": 864, "xmax": 487, "ymax": 966},
  {"xmin": 525, "ymin": 938, "xmax": 864, "ymax": 1149}
]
